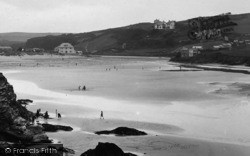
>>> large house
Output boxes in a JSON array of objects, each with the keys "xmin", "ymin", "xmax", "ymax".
[
  {"xmin": 154, "ymin": 19, "xmax": 175, "ymax": 30},
  {"xmin": 180, "ymin": 47, "xmax": 200, "ymax": 58},
  {"xmin": 54, "ymin": 43, "xmax": 76, "ymax": 54}
]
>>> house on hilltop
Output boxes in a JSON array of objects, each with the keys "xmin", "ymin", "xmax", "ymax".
[
  {"xmin": 54, "ymin": 43, "xmax": 76, "ymax": 54},
  {"xmin": 180, "ymin": 47, "xmax": 200, "ymax": 58},
  {"xmin": 154, "ymin": 19, "xmax": 175, "ymax": 30},
  {"xmin": 192, "ymin": 46, "xmax": 203, "ymax": 50}
]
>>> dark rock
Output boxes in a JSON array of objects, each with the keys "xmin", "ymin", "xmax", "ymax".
[
  {"xmin": 42, "ymin": 123, "xmax": 73, "ymax": 132},
  {"xmin": 57, "ymin": 147, "xmax": 75, "ymax": 154},
  {"xmin": 26, "ymin": 125, "xmax": 44, "ymax": 135},
  {"xmin": 0, "ymin": 126, "xmax": 51, "ymax": 143},
  {"xmin": 17, "ymin": 99, "xmax": 33, "ymax": 106},
  {"xmin": 0, "ymin": 73, "xmax": 50, "ymax": 144},
  {"xmin": 95, "ymin": 127, "xmax": 147, "ymax": 136},
  {"xmin": 0, "ymin": 73, "xmax": 33, "ymax": 129},
  {"xmin": 0, "ymin": 130, "xmax": 33, "ymax": 142},
  {"xmin": 81, "ymin": 142, "xmax": 137, "ymax": 156},
  {"xmin": 33, "ymin": 133, "xmax": 51, "ymax": 143}
]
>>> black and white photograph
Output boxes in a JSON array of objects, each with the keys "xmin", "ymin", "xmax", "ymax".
[{"xmin": 0, "ymin": 0, "xmax": 250, "ymax": 156}]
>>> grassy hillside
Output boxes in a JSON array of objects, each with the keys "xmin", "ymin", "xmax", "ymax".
[
  {"xmin": 75, "ymin": 33, "xmax": 118, "ymax": 53},
  {"xmin": 23, "ymin": 13, "xmax": 249, "ymax": 57},
  {"xmin": 0, "ymin": 32, "xmax": 63, "ymax": 50},
  {"xmin": 230, "ymin": 13, "xmax": 250, "ymax": 34},
  {"xmin": 171, "ymin": 46, "xmax": 250, "ymax": 66},
  {"xmin": 0, "ymin": 32, "xmax": 62, "ymax": 42},
  {"xmin": 25, "ymin": 22, "xmax": 191, "ymax": 56}
]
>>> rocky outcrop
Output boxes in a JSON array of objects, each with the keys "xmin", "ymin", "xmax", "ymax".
[
  {"xmin": 95, "ymin": 127, "xmax": 147, "ymax": 136},
  {"xmin": 0, "ymin": 73, "xmax": 31, "ymax": 131},
  {"xmin": 16, "ymin": 99, "xmax": 33, "ymax": 107},
  {"xmin": 81, "ymin": 142, "xmax": 137, "ymax": 156},
  {"xmin": 0, "ymin": 73, "xmax": 50, "ymax": 143},
  {"xmin": 42, "ymin": 123, "xmax": 73, "ymax": 132}
]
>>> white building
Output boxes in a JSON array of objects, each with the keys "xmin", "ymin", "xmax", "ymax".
[
  {"xmin": 55, "ymin": 43, "xmax": 76, "ymax": 54},
  {"xmin": 154, "ymin": 19, "xmax": 175, "ymax": 30},
  {"xmin": 245, "ymin": 40, "xmax": 250, "ymax": 45},
  {"xmin": 213, "ymin": 45, "xmax": 221, "ymax": 50},
  {"xmin": 180, "ymin": 47, "xmax": 200, "ymax": 58},
  {"xmin": 192, "ymin": 46, "xmax": 203, "ymax": 50}
]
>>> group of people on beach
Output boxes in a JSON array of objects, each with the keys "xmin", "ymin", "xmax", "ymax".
[
  {"xmin": 31, "ymin": 108, "xmax": 104, "ymax": 125},
  {"xmin": 106, "ymin": 65, "xmax": 119, "ymax": 71},
  {"xmin": 78, "ymin": 85, "xmax": 86, "ymax": 91},
  {"xmin": 31, "ymin": 109, "xmax": 62, "ymax": 124}
]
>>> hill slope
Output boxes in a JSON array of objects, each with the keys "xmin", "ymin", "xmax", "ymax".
[
  {"xmin": 0, "ymin": 32, "xmax": 62, "ymax": 42},
  {"xmin": 230, "ymin": 13, "xmax": 250, "ymax": 34},
  {"xmin": 26, "ymin": 22, "xmax": 190, "ymax": 56},
  {"xmin": 25, "ymin": 13, "xmax": 250, "ymax": 56}
]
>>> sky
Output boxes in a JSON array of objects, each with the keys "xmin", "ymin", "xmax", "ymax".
[{"xmin": 0, "ymin": 0, "xmax": 249, "ymax": 33}]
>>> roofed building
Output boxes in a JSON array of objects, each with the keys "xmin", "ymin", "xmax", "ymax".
[
  {"xmin": 154, "ymin": 19, "xmax": 176, "ymax": 30},
  {"xmin": 180, "ymin": 47, "xmax": 200, "ymax": 58},
  {"xmin": 54, "ymin": 43, "xmax": 76, "ymax": 54}
]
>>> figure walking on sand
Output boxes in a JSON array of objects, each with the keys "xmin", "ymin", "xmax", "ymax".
[
  {"xmin": 44, "ymin": 111, "xmax": 49, "ymax": 119},
  {"xmin": 36, "ymin": 109, "xmax": 41, "ymax": 118},
  {"xmin": 58, "ymin": 113, "xmax": 61, "ymax": 118},
  {"xmin": 32, "ymin": 115, "xmax": 36, "ymax": 124},
  {"xmin": 100, "ymin": 111, "xmax": 104, "ymax": 119},
  {"xmin": 82, "ymin": 85, "xmax": 86, "ymax": 91},
  {"xmin": 78, "ymin": 85, "xmax": 81, "ymax": 91}
]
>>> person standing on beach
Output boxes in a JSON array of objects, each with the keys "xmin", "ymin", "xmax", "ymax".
[
  {"xmin": 100, "ymin": 111, "xmax": 104, "ymax": 119},
  {"xmin": 32, "ymin": 115, "xmax": 36, "ymax": 124},
  {"xmin": 36, "ymin": 109, "xmax": 41, "ymax": 118},
  {"xmin": 58, "ymin": 113, "xmax": 61, "ymax": 118},
  {"xmin": 44, "ymin": 111, "xmax": 49, "ymax": 119},
  {"xmin": 78, "ymin": 86, "xmax": 81, "ymax": 91},
  {"xmin": 82, "ymin": 85, "xmax": 86, "ymax": 91}
]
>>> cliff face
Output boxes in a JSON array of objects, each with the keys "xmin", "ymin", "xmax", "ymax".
[
  {"xmin": 0, "ymin": 73, "xmax": 49, "ymax": 143},
  {"xmin": 0, "ymin": 73, "xmax": 32, "ymax": 131}
]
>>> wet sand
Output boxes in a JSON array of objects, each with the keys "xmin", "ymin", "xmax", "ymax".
[{"xmin": 1, "ymin": 55, "xmax": 250, "ymax": 156}]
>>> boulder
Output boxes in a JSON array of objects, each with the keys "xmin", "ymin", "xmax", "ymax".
[
  {"xmin": 33, "ymin": 133, "xmax": 51, "ymax": 143},
  {"xmin": 0, "ymin": 73, "xmax": 33, "ymax": 132},
  {"xmin": 13, "ymin": 117, "xmax": 27, "ymax": 126},
  {"xmin": 1, "ymin": 130, "xmax": 33, "ymax": 142},
  {"xmin": 42, "ymin": 123, "xmax": 73, "ymax": 132},
  {"xmin": 0, "ymin": 73, "xmax": 51, "ymax": 145},
  {"xmin": 95, "ymin": 127, "xmax": 147, "ymax": 136},
  {"xmin": 25, "ymin": 125, "xmax": 44, "ymax": 135},
  {"xmin": 81, "ymin": 142, "xmax": 137, "ymax": 156}
]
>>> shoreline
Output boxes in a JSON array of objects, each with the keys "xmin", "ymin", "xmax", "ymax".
[
  {"xmin": 5, "ymin": 74, "xmax": 250, "ymax": 147},
  {"xmin": 179, "ymin": 63, "xmax": 250, "ymax": 74},
  {"xmin": 2, "ymin": 57, "xmax": 250, "ymax": 155}
]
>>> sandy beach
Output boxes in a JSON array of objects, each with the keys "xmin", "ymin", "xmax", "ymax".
[{"xmin": 1, "ymin": 55, "xmax": 250, "ymax": 156}]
